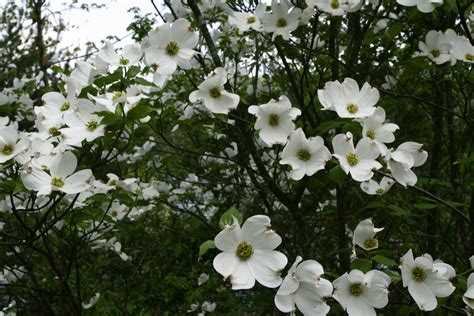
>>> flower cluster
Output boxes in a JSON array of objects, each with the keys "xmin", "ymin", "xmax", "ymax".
[{"xmin": 419, "ymin": 29, "xmax": 474, "ymax": 65}]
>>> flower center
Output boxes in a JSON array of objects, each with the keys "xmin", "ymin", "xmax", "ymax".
[
  {"xmin": 412, "ymin": 267, "xmax": 426, "ymax": 282},
  {"xmin": 346, "ymin": 103, "xmax": 358, "ymax": 114},
  {"xmin": 296, "ymin": 149, "xmax": 311, "ymax": 161},
  {"xmin": 51, "ymin": 176, "xmax": 64, "ymax": 188},
  {"xmin": 236, "ymin": 241, "xmax": 254, "ymax": 260},
  {"xmin": 375, "ymin": 188, "xmax": 384, "ymax": 194},
  {"xmin": 276, "ymin": 18, "xmax": 287, "ymax": 28},
  {"xmin": 363, "ymin": 238, "xmax": 378, "ymax": 249},
  {"xmin": 269, "ymin": 114, "xmax": 279, "ymax": 126},
  {"xmin": 119, "ymin": 57, "xmax": 129, "ymax": 65},
  {"xmin": 366, "ymin": 129, "xmax": 376, "ymax": 140},
  {"xmin": 247, "ymin": 16, "xmax": 256, "ymax": 24},
  {"xmin": 112, "ymin": 91, "xmax": 124, "ymax": 101},
  {"xmin": 165, "ymin": 41, "xmax": 180, "ymax": 56},
  {"xmin": 349, "ymin": 283, "xmax": 363, "ymax": 296},
  {"xmin": 1, "ymin": 144, "xmax": 14, "ymax": 156},
  {"xmin": 465, "ymin": 53, "xmax": 473, "ymax": 61},
  {"xmin": 135, "ymin": 188, "xmax": 143, "ymax": 195},
  {"xmin": 48, "ymin": 127, "xmax": 59, "ymax": 135},
  {"xmin": 86, "ymin": 120, "xmax": 98, "ymax": 132},
  {"xmin": 209, "ymin": 87, "xmax": 221, "ymax": 98},
  {"xmin": 346, "ymin": 153, "xmax": 359, "ymax": 166},
  {"xmin": 431, "ymin": 49, "xmax": 440, "ymax": 58},
  {"xmin": 111, "ymin": 210, "xmax": 118, "ymax": 217},
  {"xmin": 60, "ymin": 102, "xmax": 70, "ymax": 112},
  {"xmin": 108, "ymin": 179, "xmax": 117, "ymax": 186},
  {"xmin": 330, "ymin": 0, "xmax": 340, "ymax": 9}
]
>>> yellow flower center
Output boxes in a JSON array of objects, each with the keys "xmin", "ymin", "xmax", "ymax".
[
  {"xmin": 60, "ymin": 102, "xmax": 70, "ymax": 112},
  {"xmin": 296, "ymin": 149, "xmax": 311, "ymax": 161},
  {"xmin": 86, "ymin": 120, "xmax": 98, "ymax": 132},
  {"xmin": 111, "ymin": 210, "xmax": 118, "ymax": 217},
  {"xmin": 269, "ymin": 114, "xmax": 279, "ymax": 126},
  {"xmin": 112, "ymin": 91, "xmax": 124, "ymax": 101},
  {"xmin": 431, "ymin": 49, "xmax": 440, "ymax": 58},
  {"xmin": 247, "ymin": 16, "xmax": 256, "ymax": 24},
  {"xmin": 1, "ymin": 144, "xmax": 14, "ymax": 156},
  {"xmin": 366, "ymin": 129, "xmax": 376, "ymax": 140},
  {"xmin": 276, "ymin": 18, "xmax": 287, "ymax": 28},
  {"xmin": 346, "ymin": 103, "xmax": 359, "ymax": 114},
  {"xmin": 349, "ymin": 283, "xmax": 363, "ymax": 296},
  {"xmin": 108, "ymin": 179, "xmax": 117, "ymax": 186},
  {"xmin": 346, "ymin": 153, "xmax": 359, "ymax": 166},
  {"xmin": 375, "ymin": 188, "xmax": 384, "ymax": 195},
  {"xmin": 165, "ymin": 41, "xmax": 180, "ymax": 56},
  {"xmin": 465, "ymin": 53, "xmax": 473, "ymax": 61},
  {"xmin": 209, "ymin": 87, "xmax": 221, "ymax": 98},
  {"xmin": 412, "ymin": 267, "xmax": 426, "ymax": 282},
  {"xmin": 51, "ymin": 177, "xmax": 64, "ymax": 188},
  {"xmin": 48, "ymin": 127, "xmax": 59, "ymax": 135},
  {"xmin": 331, "ymin": 0, "xmax": 340, "ymax": 9},
  {"xmin": 363, "ymin": 238, "xmax": 378, "ymax": 249},
  {"xmin": 236, "ymin": 241, "xmax": 254, "ymax": 260},
  {"xmin": 119, "ymin": 57, "xmax": 129, "ymax": 65}
]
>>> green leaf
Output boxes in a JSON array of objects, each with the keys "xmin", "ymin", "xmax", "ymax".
[
  {"xmin": 350, "ymin": 258, "xmax": 372, "ymax": 273},
  {"xmin": 328, "ymin": 165, "xmax": 346, "ymax": 186},
  {"xmin": 385, "ymin": 270, "xmax": 401, "ymax": 283},
  {"xmin": 126, "ymin": 104, "xmax": 153, "ymax": 123},
  {"xmin": 413, "ymin": 203, "xmax": 437, "ymax": 210},
  {"xmin": 219, "ymin": 206, "xmax": 242, "ymax": 229},
  {"xmin": 372, "ymin": 255, "xmax": 397, "ymax": 267},
  {"xmin": 0, "ymin": 180, "xmax": 26, "ymax": 194},
  {"xmin": 198, "ymin": 240, "xmax": 215, "ymax": 260},
  {"xmin": 126, "ymin": 65, "xmax": 141, "ymax": 78}
]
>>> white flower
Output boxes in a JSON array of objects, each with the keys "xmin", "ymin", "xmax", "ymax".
[
  {"xmin": 60, "ymin": 101, "xmax": 106, "ymax": 146},
  {"xmin": 0, "ymin": 126, "xmax": 29, "ymax": 163},
  {"xmin": 201, "ymin": 301, "xmax": 216, "ymax": 313},
  {"xmin": 464, "ymin": 273, "xmax": 474, "ymax": 310},
  {"xmin": 97, "ymin": 42, "xmax": 142, "ymax": 67},
  {"xmin": 333, "ymin": 269, "xmax": 391, "ymax": 316},
  {"xmin": 360, "ymin": 177, "xmax": 394, "ymax": 195},
  {"xmin": 385, "ymin": 141, "xmax": 428, "ymax": 187},
  {"xmin": 143, "ymin": 18, "xmax": 199, "ymax": 75},
  {"xmin": 308, "ymin": 0, "xmax": 363, "ymax": 16},
  {"xmin": 400, "ymin": 249, "xmax": 456, "ymax": 311},
  {"xmin": 260, "ymin": 0, "xmax": 302, "ymax": 41},
  {"xmin": 248, "ymin": 95, "xmax": 301, "ymax": 145},
  {"xmin": 275, "ymin": 256, "xmax": 333, "ymax": 316},
  {"xmin": 360, "ymin": 107, "xmax": 399, "ymax": 155},
  {"xmin": 396, "ymin": 0, "xmax": 443, "ymax": 13},
  {"xmin": 106, "ymin": 202, "xmax": 128, "ymax": 221},
  {"xmin": 37, "ymin": 91, "xmax": 79, "ymax": 128},
  {"xmin": 20, "ymin": 151, "xmax": 93, "ymax": 196},
  {"xmin": 280, "ymin": 128, "xmax": 332, "ymax": 180},
  {"xmin": 82, "ymin": 293, "xmax": 100, "ymax": 310},
  {"xmin": 332, "ymin": 132, "xmax": 382, "ymax": 182},
  {"xmin": 198, "ymin": 273, "xmax": 210, "ymax": 286},
  {"xmin": 353, "ymin": 218, "xmax": 383, "ymax": 251},
  {"xmin": 228, "ymin": 3, "xmax": 266, "ymax": 33},
  {"xmin": 451, "ymin": 37, "xmax": 474, "ymax": 63},
  {"xmin": 419, "ymin": 29, "xmax": 456, "ymax": 65},
  {"xmin": 318, "ymin": 78, "xmax": 379, "ymax": 119},
  {"xmin": 189, "ymin": 67, "xmax": 240, "ymax": 114},
  {"xmin": 212, "ymin": 215, "xmax": 287, "ymax": 290}
]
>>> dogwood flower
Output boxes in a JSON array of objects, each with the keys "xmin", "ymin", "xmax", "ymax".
[
  {"xmin": 228, "ymin": 3, "xmax": 266, "ymax": 33},
  {"xmin": 353, "ymin": 218, "xmax": 383, "ymax": 251},
  {"xmin": 333, "ymin": 269, "xmax": 391, "ymax": 316},
  {"xmin": 97, "ymin": 42, "xmax": 142, "ymax": 67},
  {"xmin": 360, "ymin": 107, "xmax": 399, "ymax": 155},
  {"xmin": 332, "ymin": 132, "xmax": 382, "ymax": 182},
  {"xmin": 280, "ymin": 128, "xmax": 332, "ymax": 180},
  {"xmin": 451, "ymin": 37, "xmax": 474, "ymax": 63},
  {"xmin": 275, "ymin": 256, "xmax": 333, "ymax": 316},
  {"xmin": 319, "ymin": 78, "xmax": 379, "ymax": 119},
  {"xmin": 464, "ymin": 273, "xmax": 474, "ymax": 310},
  {"xmin": 260, "ymin": 0, "xmax": 302, "ymax": 41},
  {"xmin": 60, "ymin": 101, "xmax": 106, "ymax": 146},
  {"xmin": 419, "ymin": 29, "xmax": 456, "ymax": 65},
  {"xmin": 143, "ymin": 18, "xmax": 199, "ymax": 75},
  {"xmin": 248, "ymin": 95, "xmax": 301, "ymax": 145},
  {"xmin": 20, "ymin": 151, "xmax": 93, "ymax": 196},
  {"xmin": 400, "ymin": 249, "xmax": 456, "ymax": 311},
  {"xmin": 396, "ymin": 0, "xmax": 443, "ymax": 13},
  {"xmin": 213, "ymin": 215, "xmax": 287, "ymax": 290},
  {"xmin": 385, "ymin": 142, "xmax": 428, "ymax": 187},
  {"xmin": 308, "ymin": 0, "xmax": 363, "ymax": 16},
  {"xmin": 360, "ymin": 176, "xmax": 394, "ymax": 195},
  {"xmin": 189, "ymin": 67, "xmax": 240, "ymax": 114},
  {"xmin": 0, "ymin": 126, "xmax": 29, "ymax": 163}
]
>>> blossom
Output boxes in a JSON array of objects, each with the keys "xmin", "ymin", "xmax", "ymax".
[
  {"xmin": 396, "ymin": 0, "xmax": 443, "ymax": 13},
  {"xmin": 360, "ymin": 176, "xmax": 394, "ymax": 195},
  {"xmin": 318, "ymin": 78, "xmax": 379, "ymax": 119},
  {"xmin": 385, "ymin": 142, "xmax": 428, "ymax": 187},
  {"xmin": 333, "ymin": 269, "xmax": 391, "ymax": 316},
  {"xmin": 332, "ymin": 132, "xmax": 382, "ymax": 182},
  {"xmin": 400, "ymin": 249, "xmax": 456, "ymax": 311},
  {"xmin": 353, "ymin": 218, "xmax": 383, "ymax": 251},
  {"xmin": 189, "ymin": 67, "xmax": 240, "ymax": 114},
  {"xmin": 248, "ymin": 95, "xmax": 301, "ymax": 145},
  {"xmin": 419, "ymin": 29, "xmax": 456, "ymax": 65},
  {"xmin": 213, "ymin": 215, "xmax": 287, "ymax": 290},
  {"xmin": 97, "ymin": 42, "xmax": 142, "ymax": 67},
  {"xmin": 308, "ymin": 0, "xmax": 363, "ymax": 16},
  {"xmin": 360, "ymin": 107, "xmax": 399, "ymax": 155},
  {"xmin": 275, "ymin": 256, "xmax": 333, "ymax": 315},
  {"xmin": 260, "ymin": 0, "xmax": 302, "ymax": 41},
  {"xmin": 280, "ymin": 128, "xmax": 332, "ymax": 180},
  {"xmin": 20, "ymin": 151, "xmax": 93, "ymax": 196},
  {"xmin": 143, "ymin": 18, "xmax": 199, "ymax": 75},
  {"xmin": 0, "ymin": 126, "xmax": 29, "ymax": 163},
  {"xmin": 60, "ymin": 101, "xmax": 106, "ymax": 146},
  {"xmin": 464, "ymin": 273, "xmax": 474, "ymax": 310},
  {"xmin": 228, "ymin": 3, "xmax": 266, "ymax": 33},
  {"xmin": 451, "ymin": 37, "xmax": 474, "ymax": 64}
]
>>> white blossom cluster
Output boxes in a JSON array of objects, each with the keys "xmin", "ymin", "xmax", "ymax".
[{"xmin": 419, "ymin": 29, "xmax": 474, "ymax": 65}]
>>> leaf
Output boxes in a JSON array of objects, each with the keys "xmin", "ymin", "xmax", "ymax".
[
  {"xmin": 385, "ymin": 270, "xmax": 401, "ymax": 283},
  {"xmin": 350, "ymin": 258, "xmax": 372, "ymax": 273},
  {"xmin": 413, "ymin": 203, "xmax": 437, "ymax": 210},
  {"xmin": 219, "ymin": 206, "xmax": 242, "ymax": 229},
  {"xmin": 328, "ymin": 165, "xmax": 346, "ymax": 186},
  {"xmin": 372, "ymin": 255, "xmax": 397, "ymax": 267},
  {"xmin": 198, "ymin": 240, "xmax": 215, "ymax": 260},
  {"xmin": 126, "ymin": 104, "xmax": 153, "ymax": 123},
  {"xmin": 126, "ymin": 65, "xmax": 141, "ymax": 79}
]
